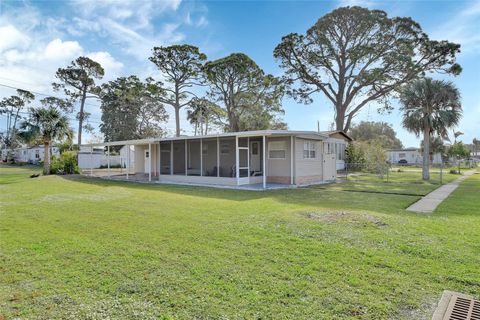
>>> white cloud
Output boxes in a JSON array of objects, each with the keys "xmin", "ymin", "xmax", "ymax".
[
  {"xmin": 87, "ymin": 51, "xmax": 124, "ymax": 80},
  {"xmin": 43, "ymin": 39, "xmax": 83, "ymax": 61},
  {"xmin": 68, "ymin": 0, "xmax": 186, "ymax": 61},
  {"xmin": 0, "ymin": 25, "xmax": 30, "ymax": 52}
]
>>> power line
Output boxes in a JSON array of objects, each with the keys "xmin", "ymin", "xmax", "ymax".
[{"xmin": 0, "ymin": 82, "xmax": 101, "ymax": 108}]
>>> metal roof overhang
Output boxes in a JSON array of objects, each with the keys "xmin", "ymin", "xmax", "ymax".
[{"xmin": 81, "ymin": 130, "xmax": 329, "ymax": 147}]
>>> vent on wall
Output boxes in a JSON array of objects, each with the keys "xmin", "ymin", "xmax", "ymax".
[{"xmin": 443, "ymin": 296, "xmax": 480, "ymax": 320}]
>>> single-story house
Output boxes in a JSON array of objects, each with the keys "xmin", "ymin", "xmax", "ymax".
[
  {"xmin": 2, "ymin": 145, "xmax": 60, "ymax": 164},
  {"xmin": 320, "ymin": 130, "xmax": 352, "ymax": 170},
  {"xmin": 81, "ymin": 130, "xmax": 340, "ymax": 189},
  {"xmin": 387, "ymin": 148, "xmax": 442, "ymax": 165}
]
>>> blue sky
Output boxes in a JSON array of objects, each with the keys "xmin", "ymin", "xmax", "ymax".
[{"xmin": 0, "ymin": 0, "xmax": 479, "ymax": 147}]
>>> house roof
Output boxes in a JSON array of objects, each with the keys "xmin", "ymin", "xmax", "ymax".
[
  {"xmin": 319, "ymin": 130, "xmax": 353, "ymax": 141},
  {"xmin": 82, "ymin": 130, "xmax": 330, "ymax": 147}
]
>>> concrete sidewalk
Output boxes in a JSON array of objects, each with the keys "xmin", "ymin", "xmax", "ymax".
[{"xmin": 406, "ymin": 170, "xmax": 476, "ymax": 213}]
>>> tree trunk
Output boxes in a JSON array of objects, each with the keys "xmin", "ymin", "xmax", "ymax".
[
  {"xmin": 78, "ymin": 87, "xmax": 87, "ymax": 146},
  {"xmin": 43, "ymin": 142, "xmax": 50, "ymax": 175},
  {"xmin": 335, "ymin": 106, "xmax": 346, "ymax": 132},
  {"xmin": 175, "ymin": 106, "xmax": 180, "ymax": 137},
  {"xmin": 422, "ymin": 126, "xmax": 430, "ymax": 180}
]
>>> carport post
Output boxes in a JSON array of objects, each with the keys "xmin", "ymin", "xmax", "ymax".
[
  {"xmin": 126, "ymin": 144, "xmax": 130, "ymax": 180},
  {"xmin": 107, "ymin": 145, "xmax": 110, "ymax": 178},
  {"xmin": 235, "ymin": 135, "xmax": 239, "ymax": 185},
  {"xmin": 290, "ymin": 136, "xmax": 294, "ymax": 185},
  {"xmin": 158, "ymin": 141, "xmax": 162, "ymax": 181},
  {"xmin": 262, "ymin": 135, "xmax": 266, "ymax": 189},
  {"xmin": 200, "ymin": 139, "xmax": 203, "ymax": 177},
  {"xmin": 216, "ymin": 137, "xmax": 220, "ymax": 177},
  {"xmin": 90, "ymin": 146, "xmax": 93, "ymax": 177},
  {"xmin": 148, "ymin": 143, "xmax": 152, "ymax": 182}
]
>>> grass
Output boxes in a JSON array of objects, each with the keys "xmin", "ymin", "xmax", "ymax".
[{"xmin": 1, "ymin": 166, "xmax": 479, "ymax": 319}]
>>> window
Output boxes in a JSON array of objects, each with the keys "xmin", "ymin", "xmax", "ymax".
[
  {"xmin": 303, "ymin": 141, "xmax": 316, "ymax": 159},
  {"xmin": 202, "ymin": 143, "xmax": 208, "ymax": 156},
  {"xmin": 145, "ymin": 151, "xmax": 149, "ymax": 158},
  {"xmin": 35, "ymin": 150, "xmax": 40, "ymax": 159},
  {"xmin": 336, "ymin": 143, "xmax": 346, "ymax": 161},
  {"xmin": 399, "ymin": 153, "xmax": 406, "ymax": 158},
  {"xmin": 268, "ymin": 141, "xmax": 286, "ymax": 159}
]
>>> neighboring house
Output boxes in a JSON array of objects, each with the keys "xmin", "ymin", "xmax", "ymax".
[
  {"xmin": 320, "ymin": 130, "xmax": 352, "ymax": 170},
  {"xmin": 81, "ymin": 130, "xmax": 339, "ymax": 189},
  {"xmin": 3, "ymin": 145, "xmax": 60, "ymax": 164},
  {"xmin": 387, "ymin": 148, "xmax": 442, "ymax": 165},
  {"xmin": 120, "ymin": 145, "xmax": 135, "ymax": 168},
  {"xmin": 77, "ymin": 146, "xmax": 121, "ymax": 169}
]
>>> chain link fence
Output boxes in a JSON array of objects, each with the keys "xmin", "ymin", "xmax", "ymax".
[{"xmin": 337, "ymin": 162, "xmax": 449, "ymax": 185}]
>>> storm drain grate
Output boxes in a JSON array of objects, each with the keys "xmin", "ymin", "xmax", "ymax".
[{"xmin": 443, "ymin": 296, "xmax": 480, "ymax": 320}]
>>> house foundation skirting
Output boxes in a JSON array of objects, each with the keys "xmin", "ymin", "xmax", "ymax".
[{"xmin": 267, "ymin": 176, "xmax": 291, "ymax": 184}]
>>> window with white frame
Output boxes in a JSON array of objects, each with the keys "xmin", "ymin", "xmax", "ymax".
[
  {"xmin": 303, "ymin": 141, "xmax": 316, "ymax": 159},
  {"xmin": 336, "ymin": 143, "xmax": 345, "ymax": 160},
  {"xmin": 35, "ymin": 150, "xmax": 40, "ymax": 159},
  {"xmin": 268, "ymin": 141, "xmax": 286, "ymax": 159}
]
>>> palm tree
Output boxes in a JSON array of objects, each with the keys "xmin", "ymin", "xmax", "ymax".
[
  {"xmin": 20, "ymin": 107, "xmax": 72, "ymax": 175},
  {"xmin": 421, "ymin": 135, "xmax": 446, "ymax": 164},
  {"xmin": 400, "ymin": 78, "xmax": 462, "ymax": 180}
]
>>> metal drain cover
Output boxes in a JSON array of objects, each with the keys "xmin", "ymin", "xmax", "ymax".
[{"xmin": 432, "ymin": 291, "xmax": 480, "ymax": 320}]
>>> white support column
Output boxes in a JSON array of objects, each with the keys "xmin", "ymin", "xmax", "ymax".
[
  {"xmin": 200, "ymin": 138, "xmax": 203, "ymax": 177},
  {"xmin": 184, "ymin": 139, "xmax": 187, "ymax": 176},
  {"xmin": 216, "ymin": 137, "xmax": 220, "ymax": 177},
  {"xmin": 235, "ymin": 136, "xmax": 239, "ymax": 185},
  {"xmin": 262, "ymin": 136, "xmax": 266, "ymax": 189},
  {"xmin": 158, "ymin": 141, "xmax": 162, "ymax": 181},
  {"xmin": 107, "ymin": 145, "xmax": 110, "ymax": 178},
  {"xmin": 170, "ymin": 141, "xmax": 173, "ymax": 175},
  {"xmin": 290, "ymin": 136, "xmax": 294, "ymax": 185},
  {"xmin": 90, "ymin": 146, "xmax": 93, "ymax": 176},
  {"xmin": 247, "ymin": 137, "xmax": 250, "ymax": 178},
  {"xmin": 126, "ymin": 144, "xmax": 130, "ymax": 180},
  {"xmin": 148, "ymin": 143, "xmax": 152, "ymax": 182}
]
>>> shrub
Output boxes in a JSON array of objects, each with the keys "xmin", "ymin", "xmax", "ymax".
[
  {"xmin": 50, "ymin": 151, "xmax": 80, "ymax": 175},
  {"xmin": 449, "ymin": 169, "xmax": 459, "ymax": 174}
]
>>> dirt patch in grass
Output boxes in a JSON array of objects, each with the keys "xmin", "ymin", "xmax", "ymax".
[{"xmin": 300, "ymin": 210, "xmax": 388, "ymax": 228}]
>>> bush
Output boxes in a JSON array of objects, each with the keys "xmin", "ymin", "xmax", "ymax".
[
  {"xmin": 449, "ymin": 169, "xmax": 459, "ymax": 174},
  {"xmin": 50, "ymin": 151, "xmax": 80, "ymax": 175}
]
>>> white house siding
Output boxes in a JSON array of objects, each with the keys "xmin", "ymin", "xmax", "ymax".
[
  {"xmin": 388, "ymin": 149, "xmax": 442, "ymax": 165},
  {"xmin": 132, "ymin": 144, "xmax": 159, "ymax": 175},
  {"xmin": 325, "ymin": 137, "xmax": 347, "ymax": 170},
  {"xmin": 266, "ymin": 136, "xmax": 292, "ymax": 184},
  {"xmin": 294, "ymin": 138, "xmax": 327, "ymax": 185},
  {"xmin": 119, "ymin": 145, "xmax": 135, "ymax": 168},
  {"xmin": 78, "ymin": 153, "xmax": 121, "ymax": 169},
  {"xmin": 13, "ymin": 146, "xmax": 59, "ymax": 164}
]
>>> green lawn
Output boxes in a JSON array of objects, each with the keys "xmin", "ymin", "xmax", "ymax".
[{"xmin": 1, "ymin": 166, "xmax": 479, "ymax": 319}]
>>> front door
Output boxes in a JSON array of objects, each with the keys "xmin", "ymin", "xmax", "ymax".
[
  {"xmin": 144, "ymin": 150, "xmax": 150, "ymax": 174},
  {"xmin": 250, "ymin": 141, "xmax": 260, "ymax": 172}
]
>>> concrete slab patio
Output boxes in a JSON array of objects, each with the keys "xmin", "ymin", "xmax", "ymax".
[{"xmin": 406, "ymin": 170, "xmax": 476, "ymax": 213}]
